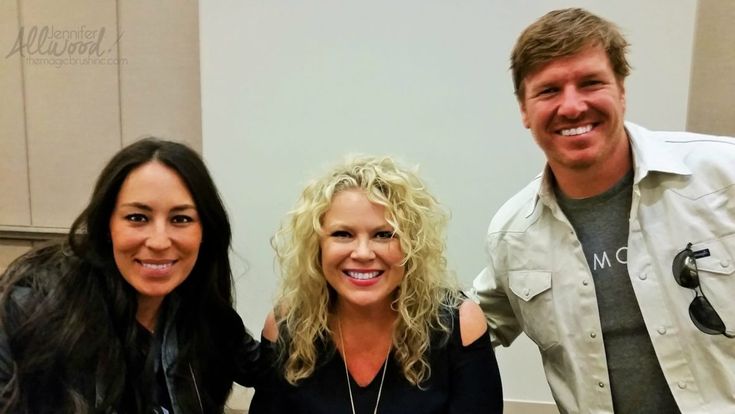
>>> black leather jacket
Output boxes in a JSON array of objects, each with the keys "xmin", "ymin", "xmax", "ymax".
[{"xmin": 0, "ymin": 286, "xmax": 261, "ymax": 413}]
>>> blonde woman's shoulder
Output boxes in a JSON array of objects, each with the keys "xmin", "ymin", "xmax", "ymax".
[
  {"xmin": 262, "ymin": 311, "xmax": 279, "ymax": 342},
  {"xmin": 459, "ymin": 299, "xmax": 488, "ymax": 346}
]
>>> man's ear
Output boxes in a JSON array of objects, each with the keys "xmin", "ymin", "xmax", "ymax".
[{"xmin": 519, "ymin": 98, "xmax": 530, "ymax": 129}]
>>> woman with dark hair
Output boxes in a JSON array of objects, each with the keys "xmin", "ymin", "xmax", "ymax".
[{"xmin": 0, "ymin": 138, "xmax": 260, "ymax": 413}]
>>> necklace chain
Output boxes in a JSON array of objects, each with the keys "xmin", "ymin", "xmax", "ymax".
[{"xmin": 338, "ymin": 318, "xmax": 390, "ymax": 414}]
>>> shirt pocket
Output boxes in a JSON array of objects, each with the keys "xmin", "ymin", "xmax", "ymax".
[
  {"xmin": 508, "ymin": 270, "xmax": 559, "ymax": 350},
  {"xmin": 691, "ymin": 233, "xmax": 735, "ymax": 334}
]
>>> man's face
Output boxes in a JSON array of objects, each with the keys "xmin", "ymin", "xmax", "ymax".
[{"xmin": 519, "ymin": 46, "xmax": 627, "ymax": 174}]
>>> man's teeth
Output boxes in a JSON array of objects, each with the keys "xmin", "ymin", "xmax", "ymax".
[
  {"xmin": 560, "ymin": 125, "xmax": 593, "ymax": 136},
  {"xmin": 142, "ymin": 262, "xmax": 173, "ymax": 270},
  {"xmin": 346, "ymin": 271, "xmax": 380, "ymax": 280}
]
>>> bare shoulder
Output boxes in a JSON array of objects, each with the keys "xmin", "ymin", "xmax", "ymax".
[
  {"xmin": 262, "ymin": 310, "xmax": 279, "ymax": 342},
  {"xmin": 458, "ymin": 299, "xmax": 488, "ymax": 346}
]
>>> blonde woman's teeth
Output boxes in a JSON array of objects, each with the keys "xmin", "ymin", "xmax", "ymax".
[{"xmin": 346, "ymin": 271, "xmax": 380, "ymax": 280}]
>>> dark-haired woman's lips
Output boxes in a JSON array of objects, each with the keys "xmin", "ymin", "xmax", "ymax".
[{"xmin": 136, "ymin": 259, "xmax": 177, "ymax": 276}]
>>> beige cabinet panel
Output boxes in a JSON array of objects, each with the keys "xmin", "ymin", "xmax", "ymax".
[
  {"xmin": 119, "ymin": 0, "xmax": 201, "ymax": 152},
  {"xmin": 0, "ymin": 0, "xmax": 31, "ymax": 226},
  {"xmin": 22, "ymin": 0, "xmax": 121, "ymax": 228},
  {"xmin": 0, "ymin": 240, "xmax": 32, "ymax": 275},
  {"xmin": 687, "ymin": 1, "xmax": 735, "ymax": 136},
  {"xmin": 0, "ymin": 0, "xmax": 201, "ymax": 235}
]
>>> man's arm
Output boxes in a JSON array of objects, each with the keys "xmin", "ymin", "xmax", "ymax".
[{"xmin": 470, "ymin": 266, "xmax": 522, "ymax": 347}]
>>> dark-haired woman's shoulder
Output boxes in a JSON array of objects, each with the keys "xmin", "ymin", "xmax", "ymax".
[
  {"xmin": 0, "ymin": 244, "xmax": 75, "ymax": 373},
  {"xmin": 1, "ymin": 242, "xmax": 76, "ymax": 290},
  {"xmin": 0, "ymin": 249, "xmax": 60, "ymax": 402}
]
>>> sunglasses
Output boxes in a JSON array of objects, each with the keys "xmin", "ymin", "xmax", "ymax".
[{"xmin": 672, "ymin": 243, "xmax": 734, "ymax": 338}]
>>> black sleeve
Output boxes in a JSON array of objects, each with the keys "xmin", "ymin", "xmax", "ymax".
[
  {"xmin": 225, "ymin": 310, "xmax": 264, "ymax": 388},
  {"xmin": 247, "ymin": 337, "xmax": 285, "ymax": 414},
  {"xmin": 448, "ymin": 326, "xmax": 504, "ymax": 414}
]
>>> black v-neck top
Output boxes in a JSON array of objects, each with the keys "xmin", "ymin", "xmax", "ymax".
[
  {"xmin": 249, "ymin": 308, "xmax": 503, "ymax": 414},
  {"xmin": 135, "ymin": 323, "xmax": 173, "ymax": 413}
]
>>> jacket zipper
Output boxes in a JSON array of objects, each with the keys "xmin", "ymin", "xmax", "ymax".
[{"xmin": 189, "ymin": 363, "xmax": 204, "ymax": 413}]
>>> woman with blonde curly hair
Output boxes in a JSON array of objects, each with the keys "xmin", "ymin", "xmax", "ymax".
[{"xmin": 250, "ymin": 156, "xmax": 502, "ymax": 413}]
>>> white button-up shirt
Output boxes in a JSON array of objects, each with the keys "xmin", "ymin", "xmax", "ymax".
[{"xmin": 472, "ymin": 122, "xmax": 735, "ymax": 414}]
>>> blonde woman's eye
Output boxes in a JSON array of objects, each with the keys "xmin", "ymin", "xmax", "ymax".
[
  {"xmin": 331, "ymin": 230, "xmax": 351, "ymax": 238},
  {"xmin": 375, "ymin": 231, "xmax": 395, "ymax": 240}
]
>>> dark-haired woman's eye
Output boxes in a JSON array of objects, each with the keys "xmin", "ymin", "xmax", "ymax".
[
  {"xmin": 171, "ymin": 215, "xmax": 194, "ymax": 224},
  {"xmin": 125, "ymin": 214, "xmax": 148, "ymax": 223}
]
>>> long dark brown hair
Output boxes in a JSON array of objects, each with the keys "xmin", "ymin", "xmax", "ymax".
[{"xmin": 0, "ymin": 138, "xmax": 235, "ymax": 413}]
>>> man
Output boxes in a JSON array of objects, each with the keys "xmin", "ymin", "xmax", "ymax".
[{"xmin": 472, "ymin": 8, "xmax": 735, "ymax": 414}]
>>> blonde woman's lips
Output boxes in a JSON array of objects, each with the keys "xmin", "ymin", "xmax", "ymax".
[{"xmin": 344, "ymin": 270, "xmax": 382, "ymax": 280}]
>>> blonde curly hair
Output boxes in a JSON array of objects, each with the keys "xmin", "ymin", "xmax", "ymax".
[{"xmin": 271, "ymin": 155, "xmax": 461, "ymax": 386}]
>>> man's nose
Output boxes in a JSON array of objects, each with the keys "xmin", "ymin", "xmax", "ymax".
[{"xmin": 557, "ymin": 87, "xmax": 587, "ymax": 119}]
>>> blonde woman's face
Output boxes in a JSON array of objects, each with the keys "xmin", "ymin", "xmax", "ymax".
[{"xmin": 320, "ymin": 189, "xmax": 405, "ymax": 311}]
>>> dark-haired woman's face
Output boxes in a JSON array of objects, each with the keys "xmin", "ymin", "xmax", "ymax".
[{"xmin": 109, "ymin": 161, "xmax": 203, "ymax": 313}]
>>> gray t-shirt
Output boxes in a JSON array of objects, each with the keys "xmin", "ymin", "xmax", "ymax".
[{"xmin": 556, "ymin": 170, "xmax": 680, "ymax": 413}]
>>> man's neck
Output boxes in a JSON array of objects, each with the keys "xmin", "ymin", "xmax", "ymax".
[{"xmin": 552, "ymin": 136, "xmax": 632, "ymax": 199}]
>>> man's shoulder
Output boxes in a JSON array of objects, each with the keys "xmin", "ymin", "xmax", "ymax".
[
  {"xmin": 487, "ymin": 176, "xmax": 542, "ymax": 235},
  {"xmin": 628, "ymin": 122, "xmax": 735, "ymax": 181},
  {"xmin": 629, "ymin": 122, "xmax": 735, "ymax": 157}
]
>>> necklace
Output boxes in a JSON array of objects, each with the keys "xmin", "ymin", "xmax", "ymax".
[{"xmin": 338, "ymin": 319, "xmax": 390, "ymax": 414}]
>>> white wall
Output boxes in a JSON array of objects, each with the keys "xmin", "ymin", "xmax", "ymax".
[{"xmin": 199, "ymin": 0, "xmax": 696, "ymax": 404}]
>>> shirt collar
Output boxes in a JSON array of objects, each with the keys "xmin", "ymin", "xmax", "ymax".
[
  {"xmin": 526, "ymin": 168, "xmax": 553, "ymax": 218},
  {"xmin": 625, "ymin": 121, "xmax": 691, "ymax": 182},
  {"xmin": 525, "ymin": 121, "xmax": 692, "ymax": 218}
]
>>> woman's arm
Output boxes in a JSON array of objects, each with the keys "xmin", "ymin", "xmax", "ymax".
[
  {"xmin": 448, "ymin": 299, "xmax": 504, "ymax": 414},
  {"xmin": 248, "ymin": 311, "xmax": 283, "ymax": 414},
  {"xmin": 222, "ymin": 307, "xmax": 262, "ymax": 388}
]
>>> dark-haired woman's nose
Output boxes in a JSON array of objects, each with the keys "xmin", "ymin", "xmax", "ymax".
[{"xmin": 145, "ymin": 222, "xmax": 173, "ymax": 251}]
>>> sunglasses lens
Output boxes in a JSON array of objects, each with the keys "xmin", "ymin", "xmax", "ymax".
[
  {"xmin": 672, "ymin": 250, "xmax": 699, "ymax": 288},
  {"xmin": 689, "ymin": 296, "xmax": 726, "ymax": 335}
]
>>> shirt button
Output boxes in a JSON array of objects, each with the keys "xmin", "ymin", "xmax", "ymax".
[
  {"xmin": 573, "ymin": 240, "xmax": 580, "ymax": 247},
  {"xmin": 677, "ymin": 381, "xmax": 687, "ymax": 389},
  {"xmin": 523, "ymin": 288, "xmax": 530, "ymax": 297},
  {"xmin": 582, "ymin": 279, "xmax": 589, "ymax": 286},
  {"xmin": 590, "ymin": 332, "xmax": 597, "ymax": 338},
  {"xmin": 721, "ymin": 259, "xmax": 730, "ymax": 268},
  {"xmin": 657, "ymin": 326, "xmax": 667, "ymax": 335},
  {"xmin": 638, "ymin": 273, "xmax": 647, "ymax": 280},
  {"xmin": 598, "ymin": 382, "xmax": 605, "ymax": 388}
]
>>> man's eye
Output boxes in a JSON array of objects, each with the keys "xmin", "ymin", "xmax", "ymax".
[
  {"xmin": 375, "ymin": 231, "xmax": 395, "ymax": 240},
  {"xmin": 125, "ymin": 214, "xmax": 147, "ymax": 223}
]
